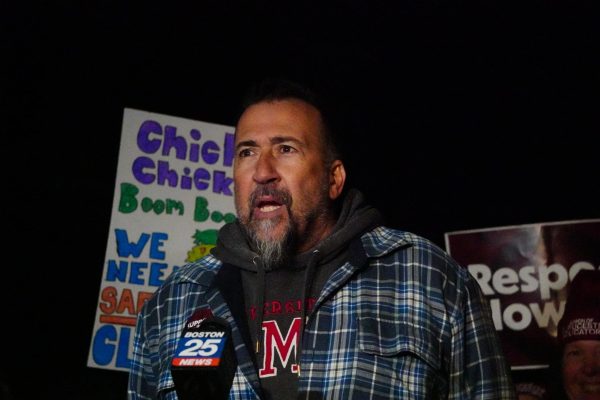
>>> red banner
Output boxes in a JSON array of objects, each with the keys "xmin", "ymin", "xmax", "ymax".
[{"xmin": 445, "ymin": 219, "xmax": 599, "ymax": 369}]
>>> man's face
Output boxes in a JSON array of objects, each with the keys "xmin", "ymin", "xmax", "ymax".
[
  {"xmin": 233, "ymin": 99, "xmax": 343, "ymax": 255},
  {"xmin": 562, "ymin": 340, "xmax": 600, "ymax": 400}
]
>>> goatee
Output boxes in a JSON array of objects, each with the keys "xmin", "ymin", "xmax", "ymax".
[
  {"xmin": 243, "ymin": 185, "xmax": 295, "ymax": 269},
  {"xmin": 248, "ymin": 217, "xmax": 295, "ymax": 270}
]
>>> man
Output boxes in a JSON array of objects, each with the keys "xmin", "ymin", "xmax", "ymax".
[
  {"xmin": 128, "ymin": 78, "xmax": 516, "ymax": 399},
  {"xmin": 550, "ymin": 269, "xmax": 600, "ymax": 400}
]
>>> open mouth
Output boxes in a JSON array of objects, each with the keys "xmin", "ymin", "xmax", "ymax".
[
  {"xmin": 258, "ymin": 203, "xmax": 282, "ymax": 212},
  {"xmin": 249, "ymin": 186, "xmax": 291, "ymax": 219},
  {"xmin": 254, "ymin": 196, "xmax": 286, "ymax": 216}
]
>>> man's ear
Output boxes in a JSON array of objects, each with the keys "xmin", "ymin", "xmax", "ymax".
[{"xmin": 329, "ymin": 160, "xmax": 346, "ymax": 200}]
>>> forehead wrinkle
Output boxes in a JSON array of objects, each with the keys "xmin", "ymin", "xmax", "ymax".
[{"xmin": 270, "ymin": 135, "xmax": 305, "ymax": 147}]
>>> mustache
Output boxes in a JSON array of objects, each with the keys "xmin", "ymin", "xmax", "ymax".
[{"xmin": 249, "ymin": 184, "xmax": 292, "ymax": 209}]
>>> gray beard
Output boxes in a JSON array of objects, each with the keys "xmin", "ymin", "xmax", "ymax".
[
  {"xmin": 248, "ymin": 217, "xmax": 294, "ymax": 270},
  {"xmin": 240, "ymin": 174, "xmax": 332, "ymax": 270}
]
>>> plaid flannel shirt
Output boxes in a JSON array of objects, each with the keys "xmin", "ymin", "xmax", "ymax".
[{"xmin": 128, "ymin": 226, "xmax": 516, "ymax": 399}]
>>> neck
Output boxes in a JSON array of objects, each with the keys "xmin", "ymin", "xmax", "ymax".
[{"xmin": 296, "ymin": 214, "xmax": 337, "ymax": 253}]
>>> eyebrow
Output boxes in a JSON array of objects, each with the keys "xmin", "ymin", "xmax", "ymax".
[{"xmin": 235, "ymin": 135, "xmax": 304, "ymax": 151}]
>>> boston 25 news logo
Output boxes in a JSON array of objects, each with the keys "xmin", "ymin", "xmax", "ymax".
[{"xmin": 171, "ymin": 309, "xmax": 227, "ymax": 367}]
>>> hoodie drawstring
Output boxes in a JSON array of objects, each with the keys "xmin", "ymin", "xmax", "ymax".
[
  {"xmin": 296, "ymin": 249, "xmax": 320, "ymax": 376},
  {"xmin": 253, "ymin": 256, "xmax": 265, "ymax": 354}
]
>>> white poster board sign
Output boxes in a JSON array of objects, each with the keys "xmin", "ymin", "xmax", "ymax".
[{"xmin": 87, "ymin": 108, "xmax": 236, "ymax": 371}]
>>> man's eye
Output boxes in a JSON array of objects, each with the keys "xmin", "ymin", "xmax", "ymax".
[
  {"xmin": 238, "ymin": 148, "xmax": 253, "ymax": 158},
  {"xmin": 566, "ymin": 349, "xmax": 581, "ymax": 358},
  {"xmin": 279, "ymin": 145, "xmax": 296, "ymax": 154}
]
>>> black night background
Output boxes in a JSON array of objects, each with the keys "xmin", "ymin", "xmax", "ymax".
[{"xmin": 3, "ymin": 1, "xmax": 598, "ymax": 398}]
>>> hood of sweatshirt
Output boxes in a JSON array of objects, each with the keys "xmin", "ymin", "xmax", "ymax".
[{"xmin": 212, "ymin": 188, "xmax": 383, "ymax": 270}]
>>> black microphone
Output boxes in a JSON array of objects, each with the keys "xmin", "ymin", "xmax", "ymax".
[{"xmin": 171, "ymin": 312, "xmax": 237, "ymax": 400}]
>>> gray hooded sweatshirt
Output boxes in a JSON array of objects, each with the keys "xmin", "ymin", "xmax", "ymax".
[{"xmin": 211, "ymin": 189, "xmax": 383, "ymax": 400}]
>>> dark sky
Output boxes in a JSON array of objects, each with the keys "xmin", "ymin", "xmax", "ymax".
[{"xmin": 3, "ymin": 1, "xmax": 599, "ymax": 399}]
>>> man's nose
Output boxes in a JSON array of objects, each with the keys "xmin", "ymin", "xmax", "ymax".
[{"xmin": 253, "ymin": 152, "xmax": 279, "ymax": 184}]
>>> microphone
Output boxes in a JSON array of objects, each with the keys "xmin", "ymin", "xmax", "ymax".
[{"xmin": 171, "ymin": 312, "xmax": 237, "ymax": 400}]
